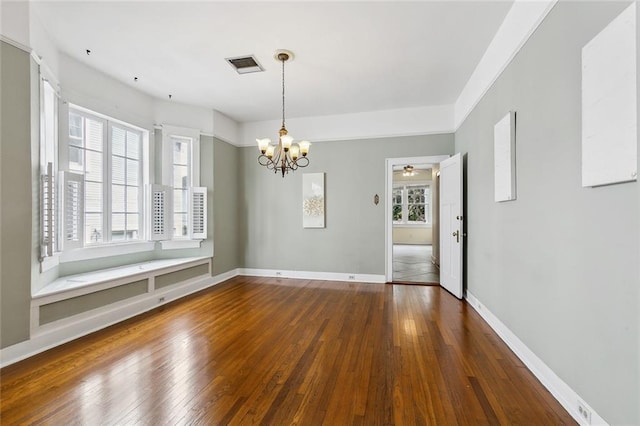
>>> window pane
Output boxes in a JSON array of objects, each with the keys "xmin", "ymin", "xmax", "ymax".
[
  {"xmin": 85, "ymin": 181, "xmax": 103, "ymax": 212},
  {"xmin": 173, "ymin": 165, "xmax": 188, "ymax": 189},
  {"xmin": 127, "ymin": 186, "xmax": 139, "ymax": 213},
  {"xmin": 112, "ymin": 126, "xmax": 126, "ymax": 156},
  {"xmin": 112, "ymin": 213, "xmax": 126, "ymax": 241},
  {"xmin": 86, "ymin": 119, "xmax": 103, "ymax": 151},
  {"xmin": 393, "ymin": 205, "xmax": 402, "ymax": 221},
  {"xmin": 85, "ymin": 150, "xmax": 103, "ymax": 182},
  {"xmin": 69, "ymin": 113, "xmax": 83, "ymax": 139},
  {"xmin": 69, "ymin": 146, "xmax": 83, "ymax": 171},
  {"xmin": 173, "ymin": 189, "xmax": 187, "ymax": 213},
  {"xmin": 112, "ymin": 184, "xmax": 125, "ymax": 213},
  {"xmin": 127, "ymin": 214, "xmax": 139, "ymax": 240},
  {"xmin": 173, "ymin": 138, "xmax": 190, "ymax": 165},
  {"xmin": 173, "ymin": 213, "xmax": 188, "ymax": 237},
  {"xmin": 69, "ymin": 136, "xmax": 83, "ymax": 148},
  {"xmin": 85, "ymin": 213, "xmax": 103, "ymax": 244},
  {"xmin": 126, "ymin": 159, "xmax": 139, "ymax": 186},
  {"xmin": 112, "ymin": 155, "xmax": 125, "ymax": 184},
  {"xmin": 127, "ymin": 131, "xmax": 140, "ymax": 159},
  {"xmin": 408, "ymin": 205, "xmax": 426, "ymax": 222}
]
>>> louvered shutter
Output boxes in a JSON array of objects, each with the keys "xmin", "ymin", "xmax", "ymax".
[
  {"xmin": 148, "ymin": 184, "xmax": 170, "ymax": 241},
  {"xmin": 62, "ymin": 171, "xmax": 84, "ymax": 250},
  {"xmin": 189, "ymin": 187, "xmax": 207, "ymax": 240},
  {"xmin": 40, "ymin": 162, "xmax": 56, "ymax": 258}
]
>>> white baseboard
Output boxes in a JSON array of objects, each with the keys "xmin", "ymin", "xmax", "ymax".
[
  {"xmin": 465, "ymin": 291, "xmax": 608, "ymax": 426},
  {"xmin": 0, "ymin": 268, "xmax": 240, "ymax": 368},
  {"xmin": 239, "ymin": 268, "xmax": 386, "ymax": 284}
]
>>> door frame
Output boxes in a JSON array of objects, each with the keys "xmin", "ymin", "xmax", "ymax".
[{"xmin": 385, "ymin": 155, "xmax": 450, "ymax": 283}]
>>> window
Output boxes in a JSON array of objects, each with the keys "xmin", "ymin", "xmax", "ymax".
[
  {"xmin": 160, "ymin": 126, "xmax": 206, "ymax": 242},
  {"xmin": 171, "ymin": 136, "xmax": 191, "ymax": 238},
  {"xmin": 41, "ymin": 101, "xmax": 206, "ymax": 261},
  {"xmin": 64, "ymin": 106, "xmax": 146, "ymax": 247},
  {"xmin": 39, "ymin": 79, "xmax": 59, "ymax": 260},
  {"xmin": 393, "ymin": 183, "xmax": 431, "ymax": 225}
]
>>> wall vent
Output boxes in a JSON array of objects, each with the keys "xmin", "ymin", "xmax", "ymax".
[{"xmin": 226, "ymin": 55, "xmax": 264, "ymax": 74}]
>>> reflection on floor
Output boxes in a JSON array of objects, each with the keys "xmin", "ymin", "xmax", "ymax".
[{"xmin": 393, "ymin": 244, "xmax": 439, "ymax": 283}]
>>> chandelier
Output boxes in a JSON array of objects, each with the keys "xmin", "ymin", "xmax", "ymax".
[{"xmin": 257, "ymin": 50, "xmax": 310, "ymax": 177}]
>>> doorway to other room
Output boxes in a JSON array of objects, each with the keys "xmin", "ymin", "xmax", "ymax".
[{"xmin": 391, "ymin": 163, "xmax": 439, "ymax": 284}]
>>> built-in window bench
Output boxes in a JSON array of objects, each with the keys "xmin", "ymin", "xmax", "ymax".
[{"xmin": 30, "ymin": 257, "xmax": 211, "ymax": 336}]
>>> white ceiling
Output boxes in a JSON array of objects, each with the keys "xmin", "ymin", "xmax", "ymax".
[{"xmin": 31, "ymin": 1, "xmax": 514, "ymax": 124}]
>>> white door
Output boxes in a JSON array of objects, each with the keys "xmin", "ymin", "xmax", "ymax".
[{"xmin": 439, "ymin": 153, "xmax": 464, "ymax": 299}]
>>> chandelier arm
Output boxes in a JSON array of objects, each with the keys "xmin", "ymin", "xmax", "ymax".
[
  {"xmin": 294, "ymin": 157, "xmax": 310, "ymax": 168},
  {"xmin": 258, "ymin": 154, "xmax": 272, "ymax": 167}
]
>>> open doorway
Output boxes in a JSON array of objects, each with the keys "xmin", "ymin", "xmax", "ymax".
[{"xmin": 385, "ymin": 156, "xmax": 449, "ymax": 283}]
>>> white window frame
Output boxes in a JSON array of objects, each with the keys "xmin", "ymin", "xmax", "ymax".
[
  {"xmin": 160, "ymin": 125, "xmax": 205, "ymax": 249},
  {"xmin": 392, "ymin": 182, "xmax": 432, "ymax": 226},
  {"xmin": 58, "ymin": 104, "xmax": 153, "ymax": 262},
  {"xmin": 39, "ymin": 75, "xmax": 61, "ymax": 271}
]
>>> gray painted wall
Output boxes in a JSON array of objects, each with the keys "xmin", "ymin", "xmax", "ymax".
[
  {"xmin": 239, "ymin": 134, "xmax": 454, "ymax": 274},
  {"xmin": 212, "ymin": 137, "xmax": 241, "ymax": 275},
  {"xmin": 454, "ymin": 2, "xmax": 639, "ymax": 424},
  {"xmin": 40, "ymin": 280, "xmax": 148, "ymax": 324},
  {"xmin": 155, "ymin": 264, "xmax": 209, "ymax": 289},
  {"xmin": 1, "ymin": 42, "xmax": 33, "ymax": 347},
  {"xmin": 637, "ymin": 4, "xmax": 640, "ymax": 424}
]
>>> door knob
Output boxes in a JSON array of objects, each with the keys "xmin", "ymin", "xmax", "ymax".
[{"xmin": 452, "ymin": 230, "xmax": 460, "ymax": 243}]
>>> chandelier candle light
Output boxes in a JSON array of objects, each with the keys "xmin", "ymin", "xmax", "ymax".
[{"xmin": 257, "ymin": 50, "xmax": 311, "ymax": 177}]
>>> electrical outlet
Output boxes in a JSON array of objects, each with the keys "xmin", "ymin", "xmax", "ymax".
[
  {"xmin": 348, "ymin": 275, "xmax": 356, "ymax": 280},
  {"xmin": 578, "ymin": 401, "xmax": 591, "ymax": 424},
  {"xmin": 158, "ymin": 297, "xmax": 165, "ymax": 303},
  {"xmin": 275, "ymin": 271, "xmax": 282, "ymax": 277}
]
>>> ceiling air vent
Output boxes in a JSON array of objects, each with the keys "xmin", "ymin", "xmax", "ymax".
[{"xmin": 226, "ymin": 55, "xmax": 264, "ymax": 74}]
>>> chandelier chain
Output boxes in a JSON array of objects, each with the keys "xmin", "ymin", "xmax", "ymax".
[{"xmin": 281, "ymin": 57, "xmax": 286, "ymax": 128}]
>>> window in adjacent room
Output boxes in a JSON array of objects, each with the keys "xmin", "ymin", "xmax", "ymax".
[{"xmin": 393, "ymin": 183, "xmax": 431, "ymax": 225}]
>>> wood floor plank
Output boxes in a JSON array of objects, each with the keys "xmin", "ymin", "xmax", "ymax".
[{"xmin": 0, "ymin": 277, "xmax": 576, "ymax": 425}]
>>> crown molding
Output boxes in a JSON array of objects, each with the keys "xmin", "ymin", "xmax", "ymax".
[{"xmin": 454, "ymin": 0, "xmax": 558, "ymax": 130}]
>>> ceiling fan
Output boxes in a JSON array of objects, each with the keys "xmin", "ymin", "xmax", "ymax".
[{"xmin": 403, "ymin": 165, "xmax": 418, "ymax": 177}]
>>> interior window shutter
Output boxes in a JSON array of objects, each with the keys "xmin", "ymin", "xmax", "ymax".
[
  {"xmin": 62, "ymin": 171, "xmax": 84, "ymax": 250},
  {"xmin": 189, "ymin": 186, "xmax": 207, "ymax": 240},
  {"xmin": 148, "ymin": 184, "xmax": 170, "ymax": 241},
  {"xmin": 40, "ymin": 162, "xmax": 56, "ymax": 258}
]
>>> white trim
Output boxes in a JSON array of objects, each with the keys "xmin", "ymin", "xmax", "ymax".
[
  {"xmin": 1, "ymin": 268, "xmax": 240, "ymax": 369},
  {"xmin": 59, "ymin": 241, "xmax": 155, "ymax": 263},
  {"xmin": 0, "ymin": 34, "xmax": 31, "ymax": 53},
  {"xmin": 392, "ymin": 223, "xmax": 432, "ymax": 229},
  {"xmin": 39, "ymin": 254, "xmax": 59, "ymax": 273},
  {"xmin": 160, "ymin": 239, "xmax": 202, "ymax": 250},
  {"xmin": 33, "ymin": 257, "xmax": 210, "ymax": 301},
  {"xmin": 239, "ymin": 268, "xmax": 385, "ymax": 284},
  {"xmin": 465, "ymin": 291, "xmax": 608, "ymax": 426},
  {"xmin": 454, "ymin": 0, "xmax": 558, "ymax": 130},
  {"xmin": 239, "ymin": 105, "xmax": 455, "ymax": 147},
  {"xmin": 385, "ymin": 155, "xmax": 450, "ymax": 283}
]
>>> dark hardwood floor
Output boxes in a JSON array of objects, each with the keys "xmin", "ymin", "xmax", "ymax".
[{"xmin": 0, "ymin": 276, "xmax": 575, "ymax": 425}]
